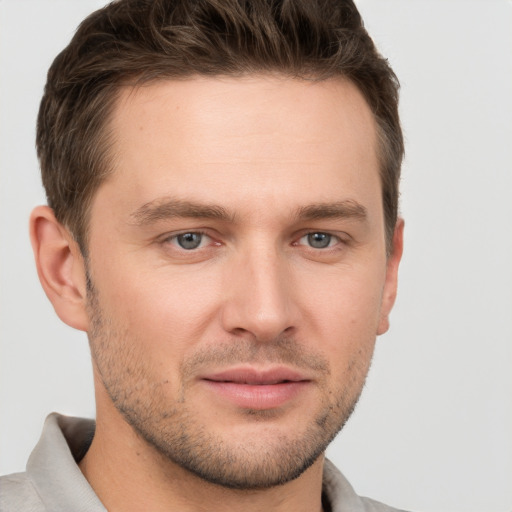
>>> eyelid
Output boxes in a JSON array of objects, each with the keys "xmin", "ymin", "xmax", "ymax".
[
  {"xmin": 159, "ymin": 230, "xmax": 217, "ymax": 249},
  {"xmin": 156, "ymin": 228, "xmax": 350, "ymax": 252},
  {"xmin": 159, "ymin": 228, "xmax": 209, "ymax": 241},
  {"xmin": 292, "ymin": 230, "xmax": 348, "ymax": 247}
]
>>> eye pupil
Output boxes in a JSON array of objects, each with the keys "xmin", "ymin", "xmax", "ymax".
[
  {"xmin": 307, "ymin": 232, "xmax": 331, "ymax": 249},
  {"xmin": 177, "ymin": 233, "xmax": 202, "ymax": 250}
]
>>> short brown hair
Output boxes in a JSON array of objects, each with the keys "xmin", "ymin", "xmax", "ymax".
[{"xmin": 37, "ymin": 0, "xmax": 403, "ymax": 253}]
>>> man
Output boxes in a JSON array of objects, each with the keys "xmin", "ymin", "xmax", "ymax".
[{"xmin": 0, "ymin": 0, "xmax": 406, "ymax": 510}]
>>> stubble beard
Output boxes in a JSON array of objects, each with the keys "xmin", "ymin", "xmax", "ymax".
[{"xmin": 86, "ymin": 278, "xmax": 372, "ymax": 490}]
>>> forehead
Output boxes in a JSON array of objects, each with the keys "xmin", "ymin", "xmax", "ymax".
[{"xmin": 101, "ymin": 75, "xmax": 380, "ymax": 219}]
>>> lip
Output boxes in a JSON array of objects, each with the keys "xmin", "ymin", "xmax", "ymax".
[{"xmin": 200, "ymin": 367, "xmax": 312, "ymax": 410}]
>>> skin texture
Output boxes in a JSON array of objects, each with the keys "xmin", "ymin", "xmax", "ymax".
[{"xmin": 30, "ymin": 76, "xmax": 403, "ymax": 512}]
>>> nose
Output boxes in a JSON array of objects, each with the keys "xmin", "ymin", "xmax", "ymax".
[{"xmin": 221, "ymin": 244, "xmax": 297, "ymax": 342}]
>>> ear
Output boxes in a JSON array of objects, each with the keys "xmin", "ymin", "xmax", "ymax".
[
  {"xmin": 29, "ymin": 205, "xmax": 89, "ymax": 331},
  {"xmin": 377, "ymin": 218, "xmax": 404, "ymax": 335}
]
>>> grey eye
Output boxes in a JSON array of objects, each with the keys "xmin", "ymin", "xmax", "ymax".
[
  {"xmin": 176, "ymin": 232, "xmax": 203, "ymax": 250},
  {"xmin": 307, "ymin": 232, "xmax": 332, "ymax": 249}
]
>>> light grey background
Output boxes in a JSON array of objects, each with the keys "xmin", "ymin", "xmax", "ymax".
[{"xmin": 1, "ymin": 1, "xmax": 511, "ymax": 511}]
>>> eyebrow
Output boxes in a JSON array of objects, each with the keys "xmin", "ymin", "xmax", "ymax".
[
  {"xmin": 130, "ymin": 197, "xmax": 367, "ymax": 226},
  {"xmin": 295, "ymin": 200, "xmax": 368, "ymax": 222},
  {"xmin": 130, "ymin": 198, "xmax": 234, "ymax": 226}
]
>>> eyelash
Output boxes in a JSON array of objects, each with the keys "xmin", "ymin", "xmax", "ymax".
[
  {"xmin": 162, "ymin": 231, "xmax": 217, "ymax": 251},
  {"xmin": 294, "ymin": 232, "xmax": 342, "ymax": 250},
  {"xmin": 160, "ymin": 230, "xmax": 345, "ymax": 252}
]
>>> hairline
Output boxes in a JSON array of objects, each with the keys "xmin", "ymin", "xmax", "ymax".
[{"xmin": 73, "ymin": 72, "xmax": 396, "ymax": 257}]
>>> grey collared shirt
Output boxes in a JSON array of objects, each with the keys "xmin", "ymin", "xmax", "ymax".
[{"xmin": 0, "ymin": 413, "xmax": 407, "ymax": 512}]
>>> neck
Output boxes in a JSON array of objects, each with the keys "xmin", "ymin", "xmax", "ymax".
[{"xmin": 79, "ymin": 400, "xmax": 325, "ymax": 512}]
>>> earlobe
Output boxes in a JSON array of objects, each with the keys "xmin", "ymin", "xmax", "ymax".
[
  {"xmin": 29, "ymin": 206, "xmax": 89, "ymax": 332},
  {"xmin": 377, "ymin": 218, "xmax": 404, "ymax": 336}
]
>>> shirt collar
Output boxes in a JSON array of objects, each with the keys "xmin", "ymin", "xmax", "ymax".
[
  {"xmin": 27, "ymin": 413, "xmax": 105, "ymax": 512},
  {"xmin": 27, "ymin": 412, "xmax": 380, "ymax": 512}
]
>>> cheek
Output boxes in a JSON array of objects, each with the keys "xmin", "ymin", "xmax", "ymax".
[
  {"xmin": 91, "ymin": 257, "xmax": 224, "ymax": 352},
  {"xmin": 299, "ymin": 262, "xmax": 386, "ymax": 329},
  {"xmin": 295, "ymin": 263, "xmax": 385, "ymax": 366},
  {"xmin": 87, "ymin": 268, "xmax": 219, "ymax": 396}
]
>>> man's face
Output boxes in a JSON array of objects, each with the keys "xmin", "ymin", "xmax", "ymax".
[{"xmin": 84, "ymin": 76, "xmax": 401, "ymax": 489}]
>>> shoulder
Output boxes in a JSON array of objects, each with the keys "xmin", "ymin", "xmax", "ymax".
[
  {"xmin": 0, "ymin": 471, "xmax": 46, "ymax": 512},
  {"xmin": 323, "ymin": 459, "xmax": 410, "ymax": 512},
  {"xmin": 358, "ymin": 497, "xmax": 409, "ymax": 512}
]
